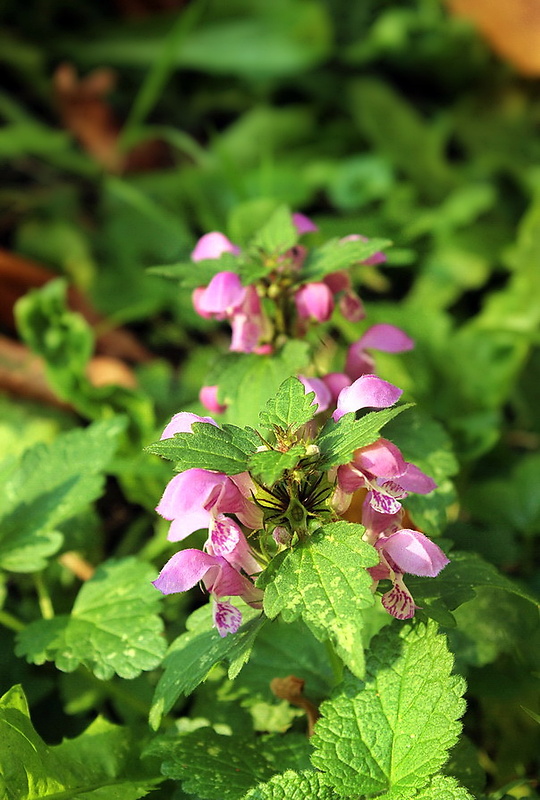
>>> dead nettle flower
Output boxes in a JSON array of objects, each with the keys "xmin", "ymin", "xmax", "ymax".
[
  {"xmin": 189, "ymin": 213, "xmax": 386, "ymax": 352},
  {"xmin": 361, "ymin": 501, "xmax": 449, "ymax": 619},
  {"xmin": 152, "ymin": 412, "xmax": 263, "ymax": 636}
]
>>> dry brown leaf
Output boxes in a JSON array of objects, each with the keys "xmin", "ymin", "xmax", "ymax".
[
  {"xmin": 270, "ymin": 675, "xmax": 320, "ymax": 736},
  {"xmin": 447, "ymin": 0, "xmax": 540, "ymax": 75}
]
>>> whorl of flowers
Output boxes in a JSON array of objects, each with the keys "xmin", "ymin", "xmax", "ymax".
[{"xmin": 150, "ymin": 211, "xmax": 449, "ymax": 636}]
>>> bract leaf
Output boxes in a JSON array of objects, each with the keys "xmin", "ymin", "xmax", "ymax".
[
  {"xmin": 317, "ymin": 405, "xmax": 412, "ymax": 470},
  {"xmin": 146, "ymin": 422, "xmax": 259, "ymax": 474},
  {"xmin": 311, "ymin": 620, "xmax": 466, "ymax": 797},
  {"xmin": 248, "ymin": 444, "xmax": 306, "ymax": 486},
  {"xmin": 15, "ymin": 558, "xmax": 166, "ymax": 680},
  {"xmin": 258, "ymin": 521, "xmax": 378, "ymax": 677},
  {"xmin": 251, "ymin": 205, "xmax": 298, "ymax": 255},
  {"xmin": 258, "ymin": 376, "xmax": 317, "ymax": 433},
  {"xmin": 301, "ymin": 236, "xmax": 391, "ymax": 281}
]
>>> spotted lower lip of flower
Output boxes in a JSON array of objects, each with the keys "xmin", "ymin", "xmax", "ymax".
[
  {"xmin": 381, "ymin": 574, "xmax": 417, "ymax": 620},
  {"xmin": 213, "ymin": 600, "xmax": 243, "ymax": 636}
]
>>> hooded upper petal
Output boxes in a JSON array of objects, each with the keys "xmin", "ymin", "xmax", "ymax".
[
  {"xmin": 191, "ymin": 232, "xmax": 240, "ymax": 261},
  {"xmin": 333, "ymin": 374, "xmax": 402, "ymax": 421},
  {"xmin": 379, "ymin": 529, "xmax": 449, "ymax": 577}
]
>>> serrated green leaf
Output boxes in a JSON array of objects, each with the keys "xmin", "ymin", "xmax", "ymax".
[
  {"xmin": 408, "ymin": 551, "xmax": 540, "ymax": 611},
  {"xmin": 251, "ymin": 205, "xmax": 298, "ymax": 255},
  {"xmin": 311, "ymin": 621, "xmax": 466, "ymax": 797},
  {"xmin": 258, "ymin": 376, "xmax": 317, "ymax": 433},
  {"xmin": 0, "ymin": 685, "xmax": 162, "ymax": 800},
  {"xmin": 146, "ymin": 422, "xmax": 259, "ymax": 474},
  {"xmin": 211, "ymin": 341, "xmax": 311, "ymax": 428},
  {"xmin": 380, "ymin": 773, "xmax": 475, "ymax": 800},
  {"xmin": 243, "ymin": 769, "xmax": 340, "ymax": 799},
  {"xmin": 248, "ymin": 444, "xmax": 306, "ymax": 485},
  {"xmin": 148, "ymin": 729, "xmax": 311, "ymax": 800},
  {"xmin": 259, "ymin": 521, "xmax": 378, "ymax": 677},
  {"xmin": 317, "ymin": 404, "xmax": 412, "ymax": 470},
  {"xmin": 301, "ymin": 236, "xmax": 391, "ymax": 281},
  {"xmin": 15, "ymin": 558, "xmax": 166, "ymax": 680},
  {"xmin": 150, "ymin": 604, "xmax": 264, "ymax": 730},
  {"xmin": 148, "ymin": 251, "xmax": 241, "ymax": 287},
  {"xmin": 0, "ymin": 418, "xmax": 125, "ymax": 572}
]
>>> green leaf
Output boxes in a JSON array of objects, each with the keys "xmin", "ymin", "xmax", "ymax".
[
  {"xmin": 211, "ymin": 341, "xmax": 311, "ymax": 428},
  {"xmin": 248, "ymin": 444, "xmax": 306, "ymax": 486},
  {"xmin": 381, "ymin": 774, "xmax": 475, "ymax": 799},
  {"xmin": 251, "ymin": 204, "xmax": 298, "ymax": 254},
  {"xmin": 311, "ymin": 621, "xmax": 466, "ymax": 797},
  {"xmin": 148, "ymin": 728, "xmax": 311, "ymax": 800},
  {"xmin": 301, "ymin": 236, "xmax": 391, "ymax": 281},
  {"xmin": 317, "ymin": 405, "xmax": 412, "ymax": 470},
  {"xmin": 243, "ymin": 769, "xmax": 340, "ymax": 799},
  {"xmin": 407, "ymin": 551, "xmax": 540, "ymax": 612},
  {"xmin": 148, "ymin": 251, "xmax": 241, "ymax": 287},
  {"xmin": 258, "ymin": 376, "xmax": 317, "ymax": 433},
  {"xmin": 150, "ymin": 604, "xmax": 264, "ymax": 730},
  {"xmin": 259, "ymin": 521, "xmax": 378, "ymax": 677},
  {"xmin": 0, "ymin": 685, "xmax": 162, "ymax": 800},
  {"xmin": 0, "ymin": 418, "xmax": 125, "ymax": 572},
  {"xmin": 15, "ymin": 558, "xmax": 166, "ymax": 680},
  {"xmin": 146, "ymin": 422, "xmax": 259, "ymax": 474}
]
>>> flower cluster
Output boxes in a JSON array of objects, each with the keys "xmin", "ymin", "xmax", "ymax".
[{"xmin": 152, "ymin": 374, "xmax": 448, "ymax": 634}]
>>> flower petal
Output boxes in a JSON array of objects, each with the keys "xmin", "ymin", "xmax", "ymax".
[
  {"xmin": 381, "ymin": 529, "xmax": 449, "ymax": 577},
  {"xmin": 191, "ymin": 232, "xmax": 240, "ymax": 261},
  {"xmin": 398, "ymin": 463, "xmax": 437, "ymax": 494},
  {"xmin": 381, "ymin": 575, "xmax": 417, "ymax": 619},
  {"xmin": 213, "ymin": 600, "xmax": 242, "ymax": 637},
  {"xmin": 152, "ymin": 549, "xmax": 221, "ymax": 594},
  {"xmin": 358, "ymin": 323, "xmax": 414, "ymax": 353},
  {"xmin": 161, "ymin": 412, "xmax": 217, "ymax": 440},
  {"xmin": 292, "ymin": 212, "xmax": 318, "ymax": 233},
  {"xmin": 333, "ymin": 374, "xmax": 402, "ymax": 421}
]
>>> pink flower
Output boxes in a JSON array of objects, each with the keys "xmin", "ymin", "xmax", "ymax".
[
  {"xmin": 377, "ymin": 529, "xmax": 449, "ymax": 578},
  {"xmin": 294, "ymin": 282, "xmax": 334, "ymax": 322},
  {"xmin": 199, "ymin": 386, "xmax": 227, "ymax": 415},
  {"xmin": 156, "ymin": 468, "xmax": 249, "ymax": 542},
  {"xmin": 292, "ymin": 212, "xmax": 318, "ymax": 234},
  {"xmin": 196, "ymin": 272, "xmax": 246, "ymax": 319},
  {"xmin": 323, "ymin": 272, "xmax": 365, "ymax": 322},
  {"xmin": 230, "ymin": 286, "xmax": 266, "ymax": 353},
  {"xmin": 333, "ymin": 374, "xmax": 402, "ymax": 422},
  {"xmin": 346, "ymin": 324, "xmax": 415, "ymax": 381},
  {"xmin": 298, "ymin": 375, "xmax": 333, "ymax": 414},
  {"xmin": 337, "ymin": 438, "xmax": 406, "ymax": 494},
  {"xmin": 322, "ymin": 372, "xmax": 352, "ymax": 404},
  {"xmin": 191, "ymin": 232, "xmax": 240, "ymax": 261},
  {"xmin": 160, "ymin": 411, "xmax": 218, "ymax": 440}
]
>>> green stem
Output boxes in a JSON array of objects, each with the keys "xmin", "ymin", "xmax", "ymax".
[
  {"xmin": 0, "ymin": 609, "xmax": 25, "ymax": 632},
  {"xmin": 325, "ymin": 639, "xmax": 344, "ymax": 686},
  {"xmin": 34, "ymin": 572, "xmax": 54, "ymax": 619}
]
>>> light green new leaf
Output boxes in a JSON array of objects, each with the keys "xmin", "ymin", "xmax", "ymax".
[
  {"xmin": 248, "ymin": 444, "xmax": 306, "ymax": 486},
  {"xmin": 16, "ymin": 558, "xmax": 165, "ymax": 680},
  {"xmin": 0, "ymin": 685, "xmax": 162, "ymax": 800},
  {"xmin": 148, "ymin": 729, "xmax": 311, "ymax": 800},
  {"xmin": 258, "ymin": 376, "xmax": 317, "ymax": 433},
  {"xmin": 0, "ymin": 418, "xmax": 125, "ymax": 572},
  {"xmin": 259, "ymin": 521, "xmax": 378, "ymax": 677},
  {"xmin": 146, "ymin": 422, "xmax": 259, "ymax": 474},
  {"xmin": 301, "ymin": 236, "xmax": 391, "ymax": 281},
  {"xmin": 317, "ymin": 405, "xmax": 412, "ymax": 470},
  {"xmin": 311, "ymin": 621, "xmax": 466, "ymax": 797},
  {"xmin": 251, "ymin": 205, "xmax": 298, "ymax": 255},
  {"xmin": 243, "ymin": 769, "xmax": 340, "ymax": 799},
  {"xmin": 150, "ymin": 604, "xmax": 264, "ymax": 730}
]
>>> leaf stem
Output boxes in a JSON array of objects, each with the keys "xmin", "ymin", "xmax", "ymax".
[
  {"xmin": 325, "ymin": 639, "xmax": 344, "ymax": 686},
  {"xmin": 0, "ymin": 609, "xmax": 26, "ymax": 632},
  {"xmin": 34, "ymin": 572, "xmax": 55, "ymax": 619}
]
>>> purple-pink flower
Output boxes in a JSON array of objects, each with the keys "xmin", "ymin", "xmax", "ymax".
[
  {"xmin": 346, "ymin": 324, "xmax": 414, "ymax": 381},
  {"xmin": 333, "ymin": 374, "xmax": 403, "ymax": 422}
]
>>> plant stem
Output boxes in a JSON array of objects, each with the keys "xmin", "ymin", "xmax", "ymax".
[
  {"xmin": 325, "ymin": 639, "xmax": 344, "ymax": 686},
  {"xmin": 0, "ymin": 609, "xmax": 25, "ymax": 632},
  {"xmin": 34, "ymin": 572, "xmax": 54, "ymax": 619}
]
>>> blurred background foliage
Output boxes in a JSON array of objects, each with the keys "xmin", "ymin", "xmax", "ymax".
[{"xmin": 1, "ymin": 0, "xmax": 540, "ymax": 793}]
